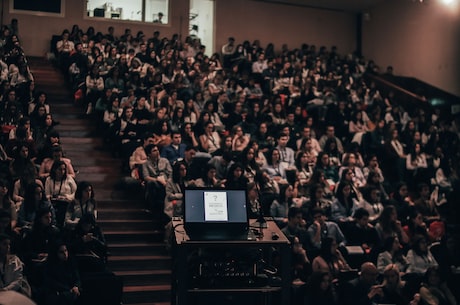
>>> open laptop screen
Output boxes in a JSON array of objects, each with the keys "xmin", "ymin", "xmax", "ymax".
[{"xmin": 184, "ymin": 188, "xmax": 248, "ymax": 239}]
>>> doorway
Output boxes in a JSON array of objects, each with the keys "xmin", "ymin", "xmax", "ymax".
[{"xmin": 189, "ymin": 0, "xmax": 214, "ymax": 55}]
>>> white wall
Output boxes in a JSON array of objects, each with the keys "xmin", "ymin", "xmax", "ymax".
[
  {"xmin": 362, "ymin": 0, "xmax": 460, "ymax": 96},
  {"xmin": 215, "ymin": 0, "xmax": 357, "ymax": 56},
  {"xmin": 190, "ymin": 0, "xmax": 214, "ymax": 55}
]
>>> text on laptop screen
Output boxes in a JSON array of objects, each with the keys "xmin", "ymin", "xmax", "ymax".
[{"xmin": 184, "ymin": 189, "xmax": 247, "ymax": 224}]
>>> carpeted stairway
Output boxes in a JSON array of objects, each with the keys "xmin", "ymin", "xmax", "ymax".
[{"xmin": 28, "ymin": 56, "xmax": 172, "ymax": 305}]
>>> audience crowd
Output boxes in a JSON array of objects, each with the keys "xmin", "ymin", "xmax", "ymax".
[{"xmin": 0, "ymin": 19, "xmax": 459, "ymax": 305}]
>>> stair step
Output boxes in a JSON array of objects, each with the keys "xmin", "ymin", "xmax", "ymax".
[
  {"xmin": 98, "ymin": 208, "xmax": 153, "ymax": 219},
  {"xmin": 127, "ymin": 303, "xmax": 170, "ymax": 305},
  {"xmin": 108, "ymin": 242, "xmax": 168, "ymax": 256},
  {"xmin": 108, "ymin": 255, "xmax": 171, "ymax": 270},
  {"xmin": 29, "ymin": 56, "xmax": 173, "ymax": 305},
  {"xmin": 122, "ymin": 285, "xmax": 171, "ymax": 304},
  {"xmin": 60, "ymin": 136, "xmax": 104, "ymax": 145},
  {"xmin": 105, "ymin": 229, "xmax": 165, "ymax": 243},
  {"xmin": 115, "ymin": 269, "xmax": 171, "ymax": 285},
  {"xmin": 99, "ymin": 219, "xmax": 156, "ymax": 230}
]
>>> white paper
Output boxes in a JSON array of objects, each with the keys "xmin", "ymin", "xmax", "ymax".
[{"xmin": 204, "ymin": 191, "xmax": 228, "ymax": 221}]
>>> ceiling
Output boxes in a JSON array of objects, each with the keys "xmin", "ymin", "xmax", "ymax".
[{"xmin": 255, "ymin": 0, "xmax": 388, "ymax": 13}]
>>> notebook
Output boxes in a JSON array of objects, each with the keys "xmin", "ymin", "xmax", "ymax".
[{"xmin": 184, "ymin": 188, "xmax": 251, "ymax": 240}]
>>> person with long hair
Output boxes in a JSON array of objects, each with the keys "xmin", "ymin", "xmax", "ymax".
[
  {"xmin": 163, "ymin": 161, "xmax": 192, "ymax": 219},
  {"xmin": 323, "ymin": 137, "xmax": 342, "ymax": 168},
  {"xmin": 388, "ymin": 182, "xmax": 413, "ymax": 224},
  {"xmin": 85, "ymin": 64, "xmax": 104, "ymax": 114},
  {"xmin": 406, "ymin": 142, "xmax": 429, "ymax": 187},
  {"xmin": 0, "ymin": 179, "xmax": 17, "ymax": 231},
  {"xmin": 44, "ymin": 161, "xmax": 77, "ymax": 203},
  {"xmin": 39, "ymin": 145, "xmax": 76, "ymax": 180},
  {"xmin": 0, "ymin": 233, "xmax": 31, "ymax": 297},
  {"xmin": 384, "ymin": 128, "xmax": 407, "ymax": 183},
  {"xmin": 240, "ymin": 145, "xmax": 260, "ymax": 183},
  {"xmin": 303, "ymin": 183, "xmax": 332, "ymax": 221},
  {"xmin": 339, "ymin": 152, "xmax": 366, "ymax": 188},
  {"xmin": 22, "ymin": 208, "xmax": 60, "ymax": 288},
  {"xmin": 183, "ymin": 98, "xmax": 198, "ymax": 125},
  {"xmin": 181, "ymin": 122, "xmax": 199, "ymax": 149},
  {"xmin": 297, "ymin": 137, "xmax": 318, "ymax": 167},
  {"xmin": 308, "ymin": 168, "xmax": 335, "ymax": 201},
  {"xmin": 305, "ymin": 271, "xmax": 339, "ymax": 305},
  {"xmin": 365, "ymin": 170, "xmax": 390, "ymax": 204},
  {"xmin": 262, "ymin": 147, "xmax": 287, "ymax": 183},
  {"xmin": 315, "ymin": 152, "xmax": 339, "ymax": 185},
  {"xmin": 406, "ymin": 235, "xmax": 438, "ymax": 276},
  {"xmin": 270, "ymin": 183, "xmax": 294, "ymax": 228},
  {"xmin": 17, "ymin": 182, "xmax": 55, "ymax": 230},
  {"xmin": 403, "ymin": 208, "xmax": 435, "ymax": 247},
  {"xmin": 199, "ymin": 121, "xmax": 221, "ymax": 156},
  {"xmin": 70, "ymin": 213, "xmax": 107, "ymax": 271},
  {"xmin": 249, "ymin": 140, "xmax": 267, "ymax": 168},
  {"xmin": 419, "ymin": 266, "xmax": 456, "ymax": 305},
  {"xmin": 311, "ymin": 237, "xmax": 351, "ymax": 280},
  {"xmin": 9, "ymin": 143, "xmax": 36, "ymax": 184},
  {"xmin": 377, "ymin": 236, "xmax": 409, "ymax": 274},
  {"xmin": 224, "ymin": 162, "xmax": 248, "ymax": 190},
  {"xmin": 295, "ymin": 151, "xmax": 314, "ymax": 198},
  {"xmin": 380, "ymin": 264, "xmax": 419, "ymax": 305},
  {"xmin": 194, "ymin": 163, "xmax": 225, "ymax": 188},
  {"xmin": 64, "ymin": 181, "xmax": 97, "ymax": 231},
  {"xmin": 44, "ymin": 241, "xmax": 81, "ymax": 305},
  {"xmin": 375, "ymin": 205, "xmax": 410, "ymax": 247},
  {"xmin": 331, "ymin": 181, "xmax": 359, "ymax": 223}
]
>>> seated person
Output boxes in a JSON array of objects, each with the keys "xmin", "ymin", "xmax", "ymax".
[
  {"xmin": 0, "ymin": 233, "xmax": 31, "ymax": 297},
  {"xmin": 128, "ymin": 134, "xmax": 155, "ymax": 182},
  {"xmin": 330, "ymin": 181, "xmax": 359, "ymax": 223},
  {"xmin": 311, "ymin": 237, "xmax": 351, "ymax": 280},
  {"xmin": 0, "ymin": 179, "xmax": 18, "ymax": 233},
  {"xmin": 358, "ymin": 185, "xmax": 384, "ymax": 223},
  {"xmin": 305, "ymin": 271, "xmax": 339, "ymax": 305},
  {"xmin": 374, "ymin": 205, "xmax": 410, "ymax": 249},
  {"xmin": 17, "ymin": 182, "xmax": 56, "ymax": 230},
  {"xmin": 194, "ymin": 163, "xmax": 225, "ymax": 188},
  {"xmin": 22, "ymin": 208, "xmax": 60, "ymax": 288},
  {"xmin": 270, "ymin": 184, "xmax": 294, "ymax": 229},
  {"xmin": 377, "ymin": 236, "xmax": 409, "ymax": 275},
  {"xmin": 419, "ymin": 266, "xmax": 456, "ymax": 305},
  {"xmin": 346, "ymin": 208, "xmax": 380, "ymax": 257},
  {"xmin": 164, "ymin": 161, "xmax": 195, "ymax": 219},
  {"xmin": 141, "ymin": 144, "xmax": 172, "ymax": 213},
  {"xmin": 342, "ymin": 262, "xmax": 383, "ymax": 305},
  {"xmin": 39, "ymin": 145, "xmax": 76, "ymax": 179},
  {"xmin": 161, "ymin": 131, "xmax": 186, "ymax": 165},
  {"xmin": 306, "ymin": 207, "xmax": 346, "ymax": 258},
  {"xmin": 69, "ymin": 213, "xmax": 107, "ymax": 272},
  {"xmin": 199, "ymin": 121, "xmax": 221, "ymax": 156},
  {"xmin": 44, "ymin": 242, "xmax": 81, "ymax": 305},
  {"xmin": 406, "ymin": 235, "xmax": 438, "ymax": 276},
  {"xmin": 43, "ymin": 161, "xmax": 77, "ymax": 203},
  {"xmin": 380, "ymin": 264, "xmax": 420, "ymax": 305}
]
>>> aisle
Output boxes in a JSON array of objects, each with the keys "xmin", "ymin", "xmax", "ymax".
[{"xmin": 28, "ymin": 56, "xmax": 172, "ymax": 305}]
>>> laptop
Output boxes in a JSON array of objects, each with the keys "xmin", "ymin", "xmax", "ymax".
[{"xmin": 184, "ymin": 188, "xmax": 253, "ymax": 241}]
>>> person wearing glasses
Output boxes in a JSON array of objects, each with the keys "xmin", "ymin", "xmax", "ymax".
[{"xmin": 199, "ymin": 121, "xmax": 221, "ymax": 156}]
